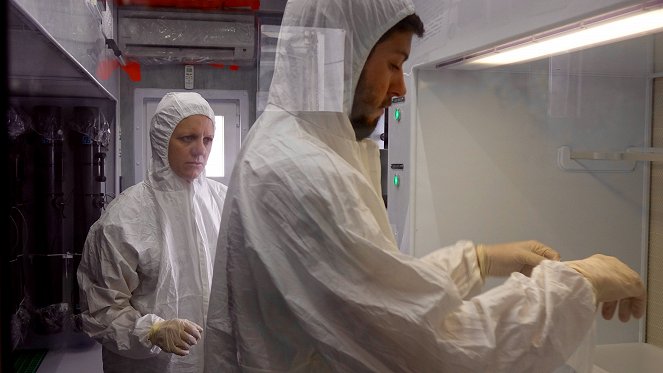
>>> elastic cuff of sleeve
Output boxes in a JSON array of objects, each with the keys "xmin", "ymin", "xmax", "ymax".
[
  {"xmin": 475, "ymin": 244, "xmax": 487, "ymax": 280},
  {"xmin": 548, "ymin": 261, "xmax": 597, "ymax": 311},
  {"xmin": 135, "ymin": 314, "xmax": 165, "ymax": 350},
  {"xmin": 460, "ymin": 241, "xmax": 484, "ymax": 295}
]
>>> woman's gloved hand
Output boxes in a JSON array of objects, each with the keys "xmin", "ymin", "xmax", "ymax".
[
  {"xmin": 476, "ymin": 240, "xmax": 560, "ymax": 279},
  {"xmin": 565, "ymin": 254, "xmax": 646, "ymax": 322},
  {"xmin": 148, "ymin": 318, "xmax": 203, "ymax": 356}
]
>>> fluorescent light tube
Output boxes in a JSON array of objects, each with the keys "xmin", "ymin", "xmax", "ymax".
[{"xmin": 465, "ymin": 7, "xmax": 663, "ymax": 68}]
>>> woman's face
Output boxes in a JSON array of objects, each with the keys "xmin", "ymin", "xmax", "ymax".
[{"xmin": 167, "ymin": 114, "xmax": 215, "ymax": 182}]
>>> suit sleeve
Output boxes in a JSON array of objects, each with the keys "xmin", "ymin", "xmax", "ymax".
[
  {"xmin": 77, "ymin": 223, "xmax": 163, "ymax": 359},
  {"xmin": 244, "ymin": 165, "xmax": 596, "ymax": 372}
]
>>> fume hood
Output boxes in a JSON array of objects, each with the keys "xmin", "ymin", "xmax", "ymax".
[
  {"xmin": 8, "ymin": 1, "xmax": 117, "ymax": 100},
  {"xmin": 387, "ymin": 0, "xmax": 663, "ymax": 358}
]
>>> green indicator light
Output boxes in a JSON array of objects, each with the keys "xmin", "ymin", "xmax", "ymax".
[
  {"xmin": 394, "ymin": 108, "xmax": 401, "ymax": 122},
  {"xmin": 393, "ymin": 174, "xmax": 400, "ymax": 187}
]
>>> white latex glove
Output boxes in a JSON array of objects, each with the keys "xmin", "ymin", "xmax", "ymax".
[
  {"xmin": 148, "ymin": 318, "xmax": 203, "ymax": 356},
  {"xmin": 564, "ymin": 254, "xmax": 646, "ymax": 322},
  {"xmin": 476, "ymin": 240, "xmax": 560, "ymax": 278}
]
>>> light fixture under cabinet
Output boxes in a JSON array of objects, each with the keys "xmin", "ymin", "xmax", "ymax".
[{"xmin": 438, "ymin": 0, "xmax": 663, "ymax": 69}]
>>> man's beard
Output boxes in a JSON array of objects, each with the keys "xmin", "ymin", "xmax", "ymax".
[
  {"xmin": 350, "ymin": 114, "xmax": 380, "ymax": 141},
  {"xmin": 349, "ymin": 98, "xmax": 389, "ymax": 141}
]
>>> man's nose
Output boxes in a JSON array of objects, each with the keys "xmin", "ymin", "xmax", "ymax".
[{"xmin": 391, "ymin": 72, "xmax": 407, "ymax": 99}]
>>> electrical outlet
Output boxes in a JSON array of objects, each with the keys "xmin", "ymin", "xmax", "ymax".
[{"xmin": 185, "ymin": 65, "xmax": 194, "ymax": 90}]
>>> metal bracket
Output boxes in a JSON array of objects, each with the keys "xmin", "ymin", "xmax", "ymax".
[{"xmin": 557, "ymin": 146, "xmax": 663, "ymax": 172}]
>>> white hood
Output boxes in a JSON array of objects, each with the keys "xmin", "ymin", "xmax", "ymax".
[
  {"xmin": 150, "ymin": 91, "xmax": 215, "ymax": 171},
  {"xmin": 267, "ymin": 0, "xmax": 414, "ymax": 115}
]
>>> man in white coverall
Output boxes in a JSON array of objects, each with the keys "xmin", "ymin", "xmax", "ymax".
[
  {"xmin": 78, "ymin": 92, "xmax": 227, "ymax": 373},
  {"xmin": 204, "ymin": 1, "xmax": 646, "ymax": 372}
]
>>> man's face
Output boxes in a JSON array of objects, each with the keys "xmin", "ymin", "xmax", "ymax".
[{"xmin": 350, "ymin": 30, "xmax": 413, "ymax": 140}]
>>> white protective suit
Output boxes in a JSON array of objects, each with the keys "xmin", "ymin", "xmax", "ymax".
[
  {"xmin": 204, "ymin": 0, "xmax": 597, "ymax": 372},
  {"xmin": 78, "ymin": 92, "xmax": 227, "ymax": 373}
]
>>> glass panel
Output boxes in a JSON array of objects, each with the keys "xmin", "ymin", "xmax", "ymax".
[{"xmin": 206, "ymin": 115, "xmax": 225, "ymax": 177}]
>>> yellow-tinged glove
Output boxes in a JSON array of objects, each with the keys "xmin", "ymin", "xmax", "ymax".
[
  {"xmin": 565, "ymin": 254, "xmax": 646, "ymax": 322},
  {"xmin": 476, "ymin": 240, "xmax": 560, "ymax": 279},
  {"xmin": 148, "ymin": 319, "xmax": 203, "ymax": 356}
]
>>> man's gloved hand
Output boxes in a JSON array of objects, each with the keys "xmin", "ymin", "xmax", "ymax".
[
  {"xmin": 148, "ymin": 319, "xmax": 203, "ymax": 356},
  {"xmin": 476, "ymin": 240, "xmax": 560, "ymax": 279},
  {"xmin": 565, "ymin": 254, "xmax": 646, "ymax": 322}
]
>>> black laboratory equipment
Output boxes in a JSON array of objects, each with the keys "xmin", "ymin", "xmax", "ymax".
[
  {"xmin": 30, "ymin": 105, "xmax": 69, "ymax": 334},
  {"xmin": 8, "ymin": 103, "xmax": 111, "ymax": 353},
  {"xmin": 7, "ymin": 105, "xmax": 35, "ymax": 349},
  {"xmin": 70, "ymin": 106, "xmax": 108, "ymax": 315}
]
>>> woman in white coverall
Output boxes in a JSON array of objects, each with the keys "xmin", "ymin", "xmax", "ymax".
[
  {"xmin": 204, "ymin": 1, "xmax": 646, "ymax": 372},
  {"xmin": 77, "ymin": 92, "xmax": 227, "ymax": 373}
]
